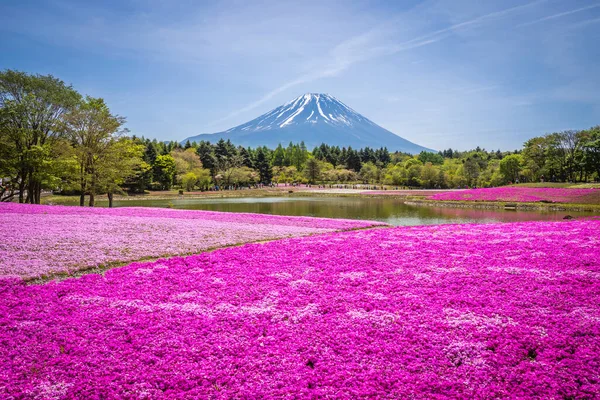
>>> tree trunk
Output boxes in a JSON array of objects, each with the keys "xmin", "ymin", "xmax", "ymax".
[
  {"xmin": 18, "ymin": 180, "xmax": 25, "ymax": 204},
  {"xmin": 79, "ymin": 165, "xmax": 86, "ymax": 206},
  {"xmin": 34, "ymin": 181, "xmax": 41, "ymax": 204},
  {"xmin": 108, "ymin": 192, "xmax": 113, "ymax": 208},
  {"xmin": 89, "ymin": 168, "xmax": 96, "ymax": 207},
  {"xmin": 26, "ymin": 173, "xmax": 34, "ymax": 204}
]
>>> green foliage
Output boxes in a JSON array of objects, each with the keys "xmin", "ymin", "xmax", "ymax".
[
  {"xmin": 255, "ymin": 148, "xmax": 272, "ymax": 184},
  {"xmin": 153, "ymin": 154, "xmax": 176, "ymax": 190},
  {"xmin": 418, "ymin": 151, "xmax": 444, "ymax": 165},
  {"xmin": 520, "ymin": 128, "xmax": 599, "ymax": 183},
  {"xmin": 0, "ymin": 69, "xmax": 81, "ymax": 203},
  {"xmin": 420, "ymin": 162, "xmax": 438, "ymax": 188},
  {"xmin": 499, "ymin": 154, "xmax": 523, "ymax": 183},
  {"xmin": 304, "ymin": 158, "xmax": 322, "ymax": 183},
  {"xmin": 2, "ymin": 69, "xmax": 598, "ymax": 198},
  {"xmin": 359, "ymin": 162, "xmax": 378, "ymax": 183}
]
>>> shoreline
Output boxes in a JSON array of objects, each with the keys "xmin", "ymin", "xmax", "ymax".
[
  {"xmin": 42, "ymin": 189, "xmax": 600, "ymax": 212},
  {"xmin": 405, "ymin": 199, "xmax": 600, "ymax": 213}
]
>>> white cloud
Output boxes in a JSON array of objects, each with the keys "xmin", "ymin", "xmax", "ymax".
[
  {"xmin": 517, "ymin": 3, "xmax": 600, "ymax": 27},
  {"xmin": 211, "ymin": 0, "xmax": 546, "ymax": 128}
]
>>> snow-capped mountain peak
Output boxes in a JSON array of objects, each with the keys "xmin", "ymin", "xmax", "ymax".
[
  {"xmin": 228, "ymin": 93, "xmax": 373, "ymax": 133},
  {"xmin": 183, "ymin": 93, "xmax": 435, "ymax": 153}
]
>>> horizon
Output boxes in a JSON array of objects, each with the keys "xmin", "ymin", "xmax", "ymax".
[{"xmin": 2, "ymin": 0, "xmax": 599, "ymax": 150}]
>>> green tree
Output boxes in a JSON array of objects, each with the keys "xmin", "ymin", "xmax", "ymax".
[
  {"xmin": 522, "ymin": 136, "xmax": 549, "ymax": 181},
  {"xmin": 418, "ymin": 151, "xmax": 444, "ymax": 165},
  {"xmin": 383, "ymin": 164, "xmax": 406, "ymax": 186},
  {"xmin": 172, "ymin": 148, "xmax": 203, "ymax": 178},
  {"xmin": 181, "ymin": 172, "xmax": 198, "ymax": 192},
  {"xmin": 272, "ymin": 144, "xmax": 286, "ymax": 167},
  {"xmin": 345, "ymin": 148, "xmax": 362, "ymax": 172},
  {"xmin": 255, "ymin": 148, "xmax": 272, "ymax": 184},
  {"xmin": 153, "ymin": 154, "xmax": 176, "ymax": 190},
  {"xmin": 581, "ymin": 126, "xmax": 600, "ymax": 180},
  {"xmin": 196, "ymin": 141, "xmax": 216, "ymax": 174},
  {"xmin": 230, "ymin": 167, "xmax": 257, "ymax": 186},
  {"xmin": 420, "ymin": 162, "xmax": 438, "ymax": 188},
  {"xmin": 63, "ymin": 96, "xmax": 127, "ymax": 206},
  {"xmin": 499, "ymin": 154, "xmax": 523, "ymax": 183},
  {"xmin": 0, "ymin": 69, "xmax": 80, "ymax": 203},
  {"xmin": 97, "ymin": 138, "xmax": 146, "ymax": 207},
  {"xmin": 304, "ymin": 157, "xmax": 322, "ymax": 183},
  {"xmin": 461, "ymin": 157, "xmax": 481, "ymax": 186},
  {"xmin": 359, "ymin": 162, "xmax": 378, "ymax": 183}
]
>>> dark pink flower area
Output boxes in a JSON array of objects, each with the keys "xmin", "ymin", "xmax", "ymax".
[
  {"xmin": 0, "ymin": 203, "xmax": 385, "ymax": 279},
  {"xmin": 429, "ymin": 186, "xmax": 600, "ymax": 204},
  {"xmin": 1, "ymin": 220, "xmax": 599, "ymax": 398}
]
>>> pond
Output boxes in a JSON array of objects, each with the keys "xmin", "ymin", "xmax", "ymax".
[{"xmin": 101, "ymin": 196, "xmax": 593, "ymax": 226}]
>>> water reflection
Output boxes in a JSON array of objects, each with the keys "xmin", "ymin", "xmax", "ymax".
[{"xmin": 108, "ymin": 196, "xmax": 593, "ymax": 226}]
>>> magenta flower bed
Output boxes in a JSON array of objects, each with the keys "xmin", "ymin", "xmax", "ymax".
[
  {"xmin": 362, "ymin": 190, "xmax": 458, "ymax": 196},
  {"xmin": 0, "ymin": 203, "xmax": 385, "ymax": 279},
  {"xmin": 429, "ymin": 186, "xmax": 600, "ymax": 204},
  {"xmin": 1, "ymin": 220, "xmax": 599, "ymax": 398}
]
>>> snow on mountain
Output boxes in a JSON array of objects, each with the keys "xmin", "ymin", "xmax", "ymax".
[{"xmin": 182, "ymin": 93, "xmax": 435, "ymax": 153}]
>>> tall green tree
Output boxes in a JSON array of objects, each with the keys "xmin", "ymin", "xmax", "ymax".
[
  {"xmin": 153, "ymin": 154, "xmax": 177, "ymax": 190},
  {"xmin": 255, "ymin": 148, "xmax": 272, "ymax": 184},
  {"xmin": 0, "ymin": 69, "xmax": 80, "ymax": 203},
  {"xmin": 359, "ymin": 162, "xmax": 378, "ymax": 183},
  {"xmin": 272, "ymin": 144, "xmax": 286, "ymax": 167},
  {"xmin": 196, "ymin": 141, "xmax": 216, "ymax": 175},
  {"xmin": 499, "ymin": 154, "xmax": 523, "ymax": 183},
  {"xmin": 304, "ymin": 157, "xmax": 322, "ymax": 183},
  {"xmin": 97, "ymin": 138, "xmax": 146, "ymax": 207},
  {"xmin": 63, "ymin": 96, "xmax": 127, "ymax": 206},
  {"xmin": 345, "ymin": 148, "xmax": 362, "ymax": 172},
  {"xmin": 581, "ymin": 126, "xmax": 600, "ymax": 180}
]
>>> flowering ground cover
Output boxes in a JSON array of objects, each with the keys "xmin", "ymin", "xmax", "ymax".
[
  {"xmin": 1, "ymin": 220, "xmax": 599, "ymax": 398},
  {"xmin": 428, "ymin": 186, "xmax": 600, "ymax": 204},
  {"xmin": 0, "ymin": 203, "xmax": 385, "ymax": 279},
  {"xmin": 362, "ymin": 189, "xmax": 458, "ymax": 196}
]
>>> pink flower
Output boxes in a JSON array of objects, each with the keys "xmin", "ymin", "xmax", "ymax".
[{"xmin": 1, "ymin": 219, "xmax": 599, "ymax": 397}]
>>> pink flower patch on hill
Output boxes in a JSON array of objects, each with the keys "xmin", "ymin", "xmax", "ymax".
[
  {"xmin": 0, "ymin": 203, "xmax": 385, "ymax": 279},
  {"xmin": 429, "ymin": 186, "xmax": 600, "ymax": 204},
  {"xmin": 1, "ymin": 220, "xmax": 599, "ymax": 398}
]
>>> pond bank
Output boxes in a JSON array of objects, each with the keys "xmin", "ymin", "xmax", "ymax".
[{"xmin": 406, "ymin": 199, "xmax": 600, "ymax": 213}]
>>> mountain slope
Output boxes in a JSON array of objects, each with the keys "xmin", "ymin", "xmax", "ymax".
[{"xmin": 183, "ymin": 93, "xmax": 435, "ymax": 153}]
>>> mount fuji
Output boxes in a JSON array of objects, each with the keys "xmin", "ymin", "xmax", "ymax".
[{"xmin": 182, "ymin": 93, "xmax": 435, "ymax": 153}]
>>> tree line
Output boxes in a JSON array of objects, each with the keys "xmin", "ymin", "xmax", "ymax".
[
  {"xmin": 0, "ymin": 70, "xmax": 145, "ymax": 206},
  {"xmin": 1, "ymin": 70, "xmax": 599, "ymax": 205}
]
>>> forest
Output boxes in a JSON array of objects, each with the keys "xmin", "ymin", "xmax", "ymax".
[{"xmin": 1, "ymin": 70, "xmax": 599, "ymax": 205}]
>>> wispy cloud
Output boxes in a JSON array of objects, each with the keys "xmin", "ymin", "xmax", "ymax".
[
  {"xmin": 209, "ymin": 0, "xmax": 545, "ymax": 128},
  {"xmin": 517, "ymin": 3, "xmax": 600, "ymax": 27},
  {"xmin": 569, "ymin": 16, "xmax": 600, "ymax": 29},
  {"xmin": 401, "ymin": 0, "xmax": 547, "ymax": 46},
  {"xmin": 5, "ymin": 0, "xmax": 596, "ymax": 148}
]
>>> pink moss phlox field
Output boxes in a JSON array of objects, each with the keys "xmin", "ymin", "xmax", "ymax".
[
  {"xmin": 1, "ymin": 220, "xmax": 599, "ymax": 398},
  {"xmin": 0, "ymin": 203, "xmax": 385, "ymax": 278},
  {"xmin": 429, "ymin": 186, "xmax": 600, "ymax": 204},
  {"xmin": 361, "ymin": 190, "xmax": 456, "ymax": 196}
]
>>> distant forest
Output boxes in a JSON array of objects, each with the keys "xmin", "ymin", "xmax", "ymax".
[{"xmin": 1, "ymin": 70, "xmax": 599, "ymax": 205}]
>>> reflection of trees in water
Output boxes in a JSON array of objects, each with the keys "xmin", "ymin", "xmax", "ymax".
[{"xmin": 114, "ymin": 197, "xmax": 589, "ymax": 225}]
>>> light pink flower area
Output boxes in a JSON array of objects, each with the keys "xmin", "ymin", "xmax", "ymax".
[
  {"xmin": 429, "ymin": 186, "xmax": 600, "ymax": 204},
  {"xmin": 0, "ymin": 203, "xmax": 385, "ymax": 279},
  {"xmin": 1, "ymin": 220, "xmax": 599, "ymax": 398}
]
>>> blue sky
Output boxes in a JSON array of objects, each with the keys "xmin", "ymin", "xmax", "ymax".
[{"xmin": 1, "ymin": 0, "xmax": 599, "ymax": 150}]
